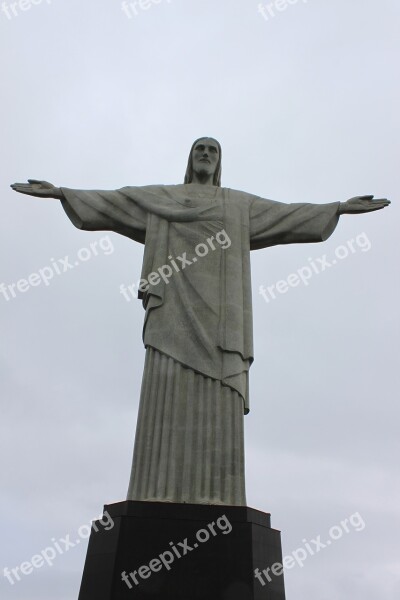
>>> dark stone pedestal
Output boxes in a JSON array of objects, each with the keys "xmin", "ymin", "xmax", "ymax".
[{"xmin": 78, "ymin": 501, "xmax": 285, "ymax": 600}]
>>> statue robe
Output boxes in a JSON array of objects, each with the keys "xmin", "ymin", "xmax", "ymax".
[{"xmin": 60, "ymin": 184, "xmax": 340, "ymax": 505}]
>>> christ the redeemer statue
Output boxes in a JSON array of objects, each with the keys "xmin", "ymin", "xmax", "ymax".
[{"xmin": 11, "ymin": 137, "xmax": 390, "ymax": 507}]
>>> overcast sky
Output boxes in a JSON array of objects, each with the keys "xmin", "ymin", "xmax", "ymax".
[{"xmin": 1, "ymin": 1, "xmax": 399, "ymax": 599}]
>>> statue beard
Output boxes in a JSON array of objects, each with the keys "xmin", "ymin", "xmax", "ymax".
[{"xmin": 194, "ymin": 166, "xmax": 215, "ymax": 183}]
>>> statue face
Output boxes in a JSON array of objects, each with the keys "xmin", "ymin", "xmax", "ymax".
[{"xmin": 192, "ymin": 138, "xmax": 220, "ymax": 181}]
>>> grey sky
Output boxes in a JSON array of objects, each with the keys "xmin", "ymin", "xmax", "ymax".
[{"xmin": 1, "ymin": 0, "xmax": 399, "ymax": 598}]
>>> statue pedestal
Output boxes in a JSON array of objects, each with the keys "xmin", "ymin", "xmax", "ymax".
[{"xmin": 78, "ymin": 501, "xmax": 286, "ymax": 600}]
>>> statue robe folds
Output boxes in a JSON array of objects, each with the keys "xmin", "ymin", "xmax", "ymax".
[{"xmin": 61, "ymin": 184, "xmax": 340, "ymax": 505}]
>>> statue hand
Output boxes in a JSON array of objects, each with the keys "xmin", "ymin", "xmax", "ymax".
[
  {"xmin": 10, "ymin": 180, "xmax": 63, "ymax": 199},
  {"xmin": 340, "ymin": 195, "xmax": 391, "ymax": 214}
]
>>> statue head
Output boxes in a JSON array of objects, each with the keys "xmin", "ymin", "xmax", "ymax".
[{"xmin": 184, "ymin": 137, "xmax": 222, "ymax": 186}]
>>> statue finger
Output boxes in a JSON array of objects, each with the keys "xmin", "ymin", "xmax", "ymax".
[
  {"xmin": 11, "ymin": 184, "xmax": 33, "ymax": 190},
  {"xmin": 367, "ymin": 205, "xmax": 386, "ymax": 211},
  {"xmin": 11, "ymin": 187, "xmax": 34, "ymax": 195}
]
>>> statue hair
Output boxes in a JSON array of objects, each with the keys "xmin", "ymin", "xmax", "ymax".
[{"xmin": 184, "ymin": 137, "xmax": 222, "ymax": 187}]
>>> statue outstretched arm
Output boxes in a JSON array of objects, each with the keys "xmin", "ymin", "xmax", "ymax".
[
  {"xmin": 249, "ymin": 196, "xmax": 340, "ymax": 250},
  {"xmin": 338, "ymin": 196, "xmax": 390, "ymax": 214},
  {"xmin": 11, "ymin": 180, "xmax": 63, "ymax": 199},
  {"xmin": 249, "ymin": 194, "xmax": 390, "ymax": 250},
  {"xmin": 11, "ymin": 180, "xmax": 148, "ymax": 243}
]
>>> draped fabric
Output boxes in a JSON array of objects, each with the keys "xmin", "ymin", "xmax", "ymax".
[
  {"xmin": 60, "ymin": 183, "xmax": 340, "ymax": 505},
  {"xmin": 127, "ymin": 347, "xmax": 246, "ymax": 505},
  {"xmin": 60, "ymin": 183, "xmax": 340, "ymax": 413}
]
